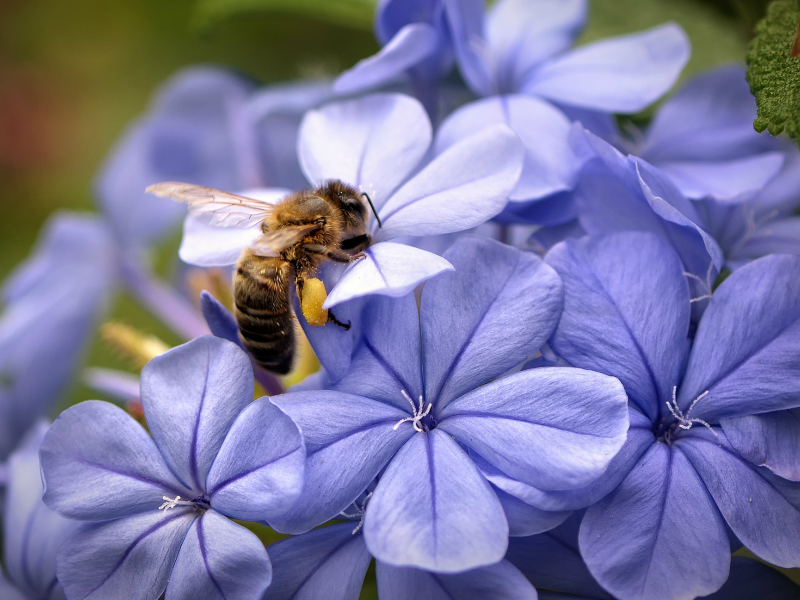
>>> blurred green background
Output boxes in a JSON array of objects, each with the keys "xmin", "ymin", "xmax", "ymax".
[{"xmin": 0, "ymin": 0, "xmax": 793, "ymax": 594}]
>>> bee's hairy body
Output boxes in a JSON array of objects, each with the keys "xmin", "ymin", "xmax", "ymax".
[{"xmin": 233, "ymin": 180, "xmax": 370, "ymax": 374}]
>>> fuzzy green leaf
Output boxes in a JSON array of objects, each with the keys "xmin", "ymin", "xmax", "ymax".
[{"xmin": 747, "ymin": 0, "xmax": 800, "ymax": 143}]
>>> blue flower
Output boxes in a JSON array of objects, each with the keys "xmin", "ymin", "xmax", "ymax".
[
  {"xmin": 179, "ymin": 93, "xmax": 524, "ymax": 308},
  {"xmin": 1, "ymin": 422, "xmax": 77, "ymax": 600},
  {"xmin": 263, "ymin": 501, "xmax": 538, "ymax": 600},
  {"xmin": 496, "ymin": 231, "xmax": 800, "ymax": 600},
  {"xmin": 267, "ymin": 236, "xmax": 629, "ymax": 572},
  {"xmin": 0, "ymin": 213, "xmax": 114, "ymax": 464},
  {"xmin": 39, "ymin": 336, "xmax": 305, "ymax": 600}
]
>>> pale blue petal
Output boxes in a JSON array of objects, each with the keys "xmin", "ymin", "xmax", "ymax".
[
  {"xmin": 423, "ymin": 236, "xmax": 563, "ymax": 410},
  {"xmin": 679, "ymin": 254, "xmax": 800, "ymax": 422},
  {"xmin": 439, "ymin": 368, "xmax": 628, "ymax": 491},
  {"xmin": 84, "ymin": 368, "xmax": 140, "ymax": 405},
  {"xmin": 376, "ymin": 558, "xmax": 538, "ymax": 600},
  {"xmin": 323, "ymin": 242, "xmax": 453, "ymax": 308},
  {"xmin": 579, "ymin": 442, "xmax": 730, "ymax": 600},
  {"xmin": 141, "ymin": 336, "xmax": 254, "ymax": 493},
  {"xmin": 298, "ymin": 93, "xmax": 431, "ymax": 206},
  {"xmin": 264, "ymin": 523, "xmax": 370, "ymax": 600},
  {"xmin": 680, "ymin": 428, "xmax": 800, "ymax": 568},
  {"xmin": 207, "ymin": 398, "xmax": 305, "ymax": 521},
  {"xmin": 722, "ymin": 410, "xmax": 800, "ymax": 481},
  {"xmin": 435, "ymin": 95, "xmax": 581, "ymax": 201},
  {"xmin": 525, "ymin": 24, "xmax": 690, "ymax": 113},
  {"xmin": 56, "ymin": 511, "xmax": 195, "ymax": 600},
  {"xmin": 334, "ymin": 24, "xmax": 440, "ymax": 95},
  {"xmin": 269, "ymin": 391, "xmax": 413, "ymax": 534},
  {"xmin": 40, "ymin": 401, "xmax": 187, "ymax": 520},
  {"xmin": 733, "ymin": 216, "xmax": 800, "ymax": 261},
  {"xmin": 494, "ymin": 485, "xmax": 571, "ymax": 537},
  {"xmin": 656, "ymin": 153, "xmax": 785, "ymax": 201},
  {"xmin": 364, "ymin": 430, "xmax": 507, "ymax": 573},
  {"xmin": 545, "ymin": 232, "xmax": 691, "ymax": 422},
  {"xmin": 377, "ymin": 124, "xmax": 523, "ymax": 239},
  {"xmin": 165, "ymin": 510, "xmax": 271, "ymax": 600}
]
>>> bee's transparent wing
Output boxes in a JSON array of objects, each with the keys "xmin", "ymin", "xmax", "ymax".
[
  {"xmin": 251, "ymin": 224, "xmax": 321, "ymax": 256},
  {"xmin": 146, "ymin": 182, "xmax": 274, "ymax": 228}
]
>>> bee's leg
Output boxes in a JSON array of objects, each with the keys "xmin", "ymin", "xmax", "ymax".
[
  {"xmin": 328, "ymin": 311, "xmax": 351, "ymax": 330},
  {"xmin": 302, "ymin": 244, "xmax": 367, "ymax": 264},
  {"xmin": 340, "ymin": 234, "xmax": 370, "ymax": 251},
  {"xmin": 295, "ymin": 274, "xmax": 305, "ymax": 306}
]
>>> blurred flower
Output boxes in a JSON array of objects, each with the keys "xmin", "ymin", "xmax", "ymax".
[
  {"xmin": 268, "ymin": 237, "xmax": 628, "ymax": 573},
  {"xmin": 1, "ymin": 422, "xmax": 77, "ymax": 600},
  {"xmin": 504, "ymin": 232, "xmax": 800, "ymax": 600},
  {"xmin": 179, "ymin": 93, "xmax": 524, "ymax": 309},
  {"xmin": 40, "ymin": 336, "xmax": 305, "ymax": 600}
]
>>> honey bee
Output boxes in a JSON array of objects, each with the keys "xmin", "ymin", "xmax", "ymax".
[{"xmin": 146, "ymin": 180, "xmax": 380, "ymax": 374}]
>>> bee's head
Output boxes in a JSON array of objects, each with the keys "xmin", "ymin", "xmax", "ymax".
[{"xmin": 317, "ymin": 180, "xmax": 368, "ymax": 227}]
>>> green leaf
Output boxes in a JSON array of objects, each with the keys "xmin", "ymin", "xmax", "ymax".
[
  {"xmin": 193, "ymin": 0, "xmax": 377, "ymax": 31},
  {"xmin": 747, "ymin": 0, "xmax": 800, "ymax": 143}
]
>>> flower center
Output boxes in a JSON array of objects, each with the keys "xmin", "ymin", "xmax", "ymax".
[
  {"xmin": 158, "ymin": 495, "xmax": 210, "ymax": 512},
  {"xmin": 339, "ymin": 491, "xmax": 373, "ymax": 535},
  {"xmin": 393, "ymin": 389, "xmax": 433, "ymax": 433},
  {"xmin": 658, "ymin": 386, "xmax": 717, "ymax": 444}
]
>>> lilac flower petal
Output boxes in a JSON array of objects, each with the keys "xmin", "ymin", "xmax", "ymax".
[
  {"xmin": 206, "ymin": 398, "xmax": 304, "ymax": 521},
  {"xmin": 579, "ymin": 442, "xmax": 730, "ymax": 600},
  {"xmin": 722, "ymin": 410, "xmax": 800, "ymax": 481},
  {"xmin": 376, "ymin": 558, "xmax": 538, "ymax": 600},
  {"xmin": 680, "ymin": 429, "xmax": 800, "ymax": 568},
  {"xmin": 178, "ymin": 188, "xmax": 288, "ymax": 267},
  {"xmin": 734, "ymin": 216, "xmax": 800, "ymax": 261},
  {"xmin": 323, "ymin": 242, "xmax": 454, "ymax": 308},
  {"xmin": 247, "ymin": 80, "xmax": 334, "ymax": 190},
  {"xmin": 478, "ymin": 408, "xmax": 655, "ymax": 511},
  {"xmin": 494, "ymin": 486, "xmax": 571, "ymax": 537},
  {"xmin": 422, "ymin": 236, "xmax": 563, "ymax": 409},
  {"xmin": 84, "ymin": 368, "xmax": 140, "ymax": 405},
  {"xmin": 506, "ymin": 513, "xmax": 613, "ymax": 599},
  {"xmin": 166, "ymin": 510, "xmax": 271, "ymax": 600},
  {"xmin": 269, "ymin": 391, "xmax": 413, "ymax": 534},
  {"xmin": 0, "ymin": 576, "xmax": 26, "ymax": 600},
  {"xmin": 4, "ymin": 428, "xmax": 76, "ymax": 600},
  {"xmin": 439, "ymin": 368, "xmax": 628, "ymax": 491},
  {"xmin": 364, "ymin": 430, "xmax": 508, "ymax": 572},
  {"xmin": 679, "ymin": 254, "xmax": 800, "ymax": 422},
  {"xmin": 200, "ymin": 291, "xmax": 242, "ymax": 349},
  {"xmin": 264, "ymin": 523, "xmax": 371, "ymax": 600},
  {"xmin": 656, "ymin": 153, "xmax": 785, "ymax": 201},
  {"xmin": 444, "ymin": 0, "xmax": 493, "ymax": 96},
  {"xmin": 525, "ymin": 24, "xmax": 689, "ymax": 113},
  {"xmin": 121, "ymin": 261, "xmax": 210, "ymax": 340},
  {"xmin": 546, "ymin": 232, "xmax": 690, "ymax": 422},
  {"xmin": 435, "ymin": 95, "xmax": 580, "ymax": 201},
  {"xmin": 141, "ymin": 336, "xmax": 254, "ymax": 493},
  {"xmin": 377, "ymin": 124, "xmax": 524, "ymax": 239},
  {"xmin": 95, "ymin": 68, "xmax": 255, "ymax": 248},
  {"xmin": 334, "ymin": 24, "xmax": 440, "ymax": 95},
  {"xmin": 299, "ymin": 94, "xmax": 431, "ymax": 205},
  {"xmin": 641, "ymin": 65, "xmax": 773, "ymax": 163},
  {"xmin": 484, "ymin": 0, "xmax": 587, "ymax": 95},
  {"xmin": 57, "ymin": 510, "xmax": 196, "ymax": 600},
  {"xmin": 704, "ymin": 556, "xmax": 800, "ymax": 600},
  {"xmin": 40, "ymin": 401, "xmax": 187, "ymax": 520},
  {"xmin": 332, "ymin": 293, "xmax": 424, "ymax": 411}
]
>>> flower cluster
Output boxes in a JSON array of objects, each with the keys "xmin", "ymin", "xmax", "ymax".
[{"xmin": 2, "ymin": 1, "xmax": 800, "ymax": 599}]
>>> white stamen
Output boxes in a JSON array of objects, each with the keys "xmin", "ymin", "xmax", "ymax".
[
  {"xmin": 393, "ymin": 389, "xmax": 432, "ymax": 433},
  {"xmin": 684, "ymin": 260, "xmax": 716, "ymax": 304},
  {"xmin": 158, "ymin": 495, "xmax": 194, "ymax": 511},
  {"xmin": 666, "ymin": 386, "xmax": 717, "ymax": 436},
  {"xmin": 339, "ymin": 492, "xmax": 373, "ymax": 535}
]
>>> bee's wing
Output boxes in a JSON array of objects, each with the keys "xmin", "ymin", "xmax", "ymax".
[
  {"xmin": 251, "ymin": 224, "xmax": 321, "ymax": 256},
  {"xmin": 146, "ymin": 182, "xmax": 274, "ymax": 228}
]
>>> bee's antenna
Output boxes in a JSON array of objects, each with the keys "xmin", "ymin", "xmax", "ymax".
[{"xmin": 361, "ymin": 192, "xmax": 382, "ymax": 228}]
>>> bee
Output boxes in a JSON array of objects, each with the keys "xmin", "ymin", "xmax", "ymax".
[{"xmin": 146, "ymin": 180, "xmax": 380, "ymax": 374}]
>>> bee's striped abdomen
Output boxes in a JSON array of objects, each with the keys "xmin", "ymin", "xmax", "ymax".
[{"xmin": 233, "ymin": 254, "xmax": 295, "ymax": 375}]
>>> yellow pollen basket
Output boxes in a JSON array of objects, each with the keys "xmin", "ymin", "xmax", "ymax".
[{"xmin": 301, "ymin": 278, "xmax": 329, "ymax": 326}]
